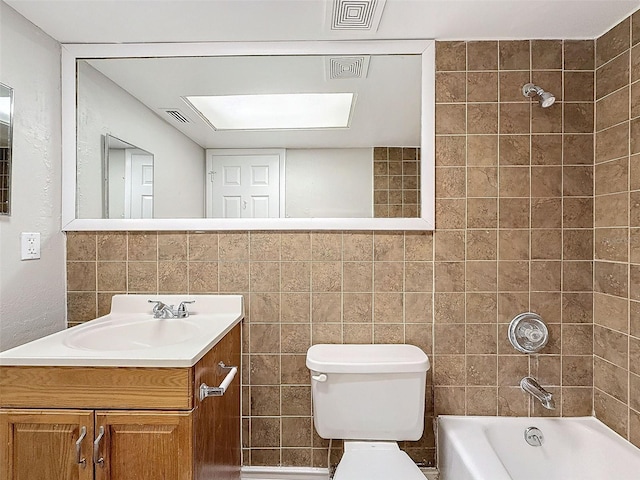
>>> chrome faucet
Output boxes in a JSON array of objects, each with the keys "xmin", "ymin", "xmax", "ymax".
[
  {"xmin": 148, "ymin": 300, "xmax": 195, "ymax": 319},
  {"xmin": 520, "ymin": 376, "xmax": 555, "ymax": 410}
]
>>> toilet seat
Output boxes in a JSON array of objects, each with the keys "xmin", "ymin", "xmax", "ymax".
[{"xmin": 333, "ymin": 441, "xmax": 425, "ymax": 480}]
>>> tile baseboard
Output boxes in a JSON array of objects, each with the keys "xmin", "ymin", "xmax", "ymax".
[
  {"xmin": 241, "ymin": 466, "xmax": 330, "ymax": 480},
  {"xmin": 241, "ymin": 466, "xmax": 439, "ymax": 479}
]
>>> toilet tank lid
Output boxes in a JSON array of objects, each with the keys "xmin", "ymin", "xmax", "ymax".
[{"xmin": 306, "ymin": 344, "xmax": 430, "ymax": 374}]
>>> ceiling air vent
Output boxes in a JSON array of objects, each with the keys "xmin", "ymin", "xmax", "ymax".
[
  {"xmin": 328, "ymin": 0, "xmax": 387, "ymax": 31},
  {"xmin": 326, "ymin": 56, "xmax": 370, "ymax": 80},
  {"xmin": 160, "ymin": 108, "xmax": 191, "ymax": 123}
]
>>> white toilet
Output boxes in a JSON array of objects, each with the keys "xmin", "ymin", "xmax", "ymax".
[{"xmin": 306, "ymin": 343, "xmax": 430, "ymax": 480}]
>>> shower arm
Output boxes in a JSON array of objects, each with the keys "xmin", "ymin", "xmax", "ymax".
[{"xmin": 522, "ymin": 83, "xmax": 544, "ymax": 97}]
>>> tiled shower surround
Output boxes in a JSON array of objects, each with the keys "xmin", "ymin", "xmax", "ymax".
[
  {"xmin": 66, "ymin": 18, "xmax": 640, "ymax": 467},
  {"xmin": 593, "ymin": 14, "xmax": 640, "ymax": 444}
]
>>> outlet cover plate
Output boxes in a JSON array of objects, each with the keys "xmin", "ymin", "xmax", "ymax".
[{"xmin": 21, "ymin": 232, "xmax": 41, "ymax": 260}]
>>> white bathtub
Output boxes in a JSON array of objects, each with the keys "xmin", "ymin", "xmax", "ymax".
[{"xmin": 437, "ymin": 416, "xmax": 640, "ymax": 480}]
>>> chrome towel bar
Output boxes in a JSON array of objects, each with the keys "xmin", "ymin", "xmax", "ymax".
[{"xmin": 199, "ymin": 362, "xmax": 238, "ymax": 401}]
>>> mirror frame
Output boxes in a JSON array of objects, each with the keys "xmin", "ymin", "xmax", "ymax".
[
  {"xmin": 62, "ymin": 40, "xmax": 434, "ymax": 231},
  {"xmin": 0, "ymin": 82, "xmax": 14, "ymax": 216}
]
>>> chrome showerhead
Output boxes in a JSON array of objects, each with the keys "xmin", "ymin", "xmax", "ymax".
[
  {"xmin": 522, "ymin": 83, "xmax": 556, "ymax": 108},
  {"xmin": 538, "ymin": 90, "xmax": 556, "ymax": 108}
]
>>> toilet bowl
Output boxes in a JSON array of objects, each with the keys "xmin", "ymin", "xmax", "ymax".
[
  {"xmin": 306, "ymin": 344, "xmax": 430, "ymax": 480},
  {"xmin": 334, "ymin": 441, "xmax": 425, "ymax": 480}
]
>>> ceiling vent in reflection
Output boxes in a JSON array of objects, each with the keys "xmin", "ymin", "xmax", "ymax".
[
  {"xmin": 326, "ymin": 56, "xmax": 370, "ymax": 79},
  {"xmin": 328, "ymin": 0, "xmax": 387, "ymax": 31},
  {"xmin": 160, "ymin": 108, "xmax": 191, "ymax": 123}
]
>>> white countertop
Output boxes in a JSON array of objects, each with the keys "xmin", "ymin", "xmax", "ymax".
[{"xmin": 0, "ymin": 294, "xmax": 244, "ymax": 367}]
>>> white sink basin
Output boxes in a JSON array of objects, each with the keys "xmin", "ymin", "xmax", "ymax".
[
  {"xmin": 64, "ymin": 317, "xmax": 201, "ymax": 351},
  {"xmin": 0, "ymin": 294, "xmax": 244, "ymax": 367}
]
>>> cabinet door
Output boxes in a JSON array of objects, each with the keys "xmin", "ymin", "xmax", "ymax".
[
  {"xmin": 0, "ymin": 409, "xmax": 93, "ymax": 480},
  {"xmin": 194, "ymin": 323, "xmax": 241, "ymax": 480},
  {"xmin": 94, "ymin": 410, "xmax": 193, "ymax": 480}
]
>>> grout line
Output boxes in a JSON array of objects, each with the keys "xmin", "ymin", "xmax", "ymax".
[
  {"xmin": 560, "ymin": 39, "xmax": 565, "ymax": 417},
  {"xmin": 627, "ymin": 27, "xmax": 633, "ymax": 441},
  {"xmin": 463, "ymin": 40, "xmax": 469, "ymax": 416},
  {"xmin": 492, "ymin": 42, "xmax": 502, "ymax": 415}
]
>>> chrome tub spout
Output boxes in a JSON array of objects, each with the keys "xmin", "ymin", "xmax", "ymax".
[{"xmin": 520, "ymin": 376, "xmax": 555, "ymax": 410}]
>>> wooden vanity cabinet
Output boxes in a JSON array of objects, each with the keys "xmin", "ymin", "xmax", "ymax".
[
  {"xmin": 0, "ymin": 410, "xmax": 191, "ymax": 480},
  {"xmin": 96, "ymin": 410, "xmax": 194, "ymax": 480},
  {"xmin": 0, "ymin": 324, "xmax": 241, "ymax": 480},
  {"xmin": 0, "ymin": 409, "xmax": 94, "ymax": 480}
]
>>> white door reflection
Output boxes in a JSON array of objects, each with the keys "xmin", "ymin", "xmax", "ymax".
[
  {"xmin": 128, "ymin": 151, "xmax": 154, "ymax": 219},
  {"xmin": 206, "ymin": 149, "xmax": 284, "ymax": 219},
  {"xmin": 103, "ymin": 134, "xmax": 154, "ymax": 219}
]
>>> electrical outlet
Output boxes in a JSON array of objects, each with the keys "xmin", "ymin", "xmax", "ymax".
[{"xmin": 21, "ymin": 232, "xmax": 41, "ymax": 260}]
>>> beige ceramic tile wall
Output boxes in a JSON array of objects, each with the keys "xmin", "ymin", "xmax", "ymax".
[
  {"xmin": 593, "ymin": 12, "xmax": 640, "ymax": 447},
  {"xmin": 66, "ymin": 230, "xmax": 436, "ymax": 466},
  {"xmin": 65, "ymin": 39, "xmax": 599, "ymax": 468},
  {"xmin": 373, "ymin": 147, "xmax": 421, "ymax": 218},
  {"xmin": 433, "ymin": 39, "xmax": 594, "ymax": 422}
]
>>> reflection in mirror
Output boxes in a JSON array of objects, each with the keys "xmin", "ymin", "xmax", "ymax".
[
  {"xmin": 63, "ymin": 41, "xmax": 435, "ymax": 230},
  {"xmin": 102, "ymin": 135, "xmax": 154, "ymax": 219},
  {"xmin": 203, "ymin": 146, "xmax": 419, "ymax": 219},
  {"xmin": 75, "ymin": 54, "xmax": 421, "ymax": 220},
  {"xmin": 0, "ymin": 82, "xmax": 14, "ymax": 216}
]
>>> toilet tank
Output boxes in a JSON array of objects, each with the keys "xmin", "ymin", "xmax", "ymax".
[{"xmin": 306, "ymin": 344, "xmax": 430, "ymax": 441}]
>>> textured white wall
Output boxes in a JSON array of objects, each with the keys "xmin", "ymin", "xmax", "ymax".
[
  {"xmin": 0, "ymin": 2, "xmax": 66, "ymax": 351},
  {"xmin": 285, "ymin": 148, "xmax": 373, "ymax": 218},
  {"xmin": 76, "ymin": 62, "xmax": 206, "ymax": 219}
]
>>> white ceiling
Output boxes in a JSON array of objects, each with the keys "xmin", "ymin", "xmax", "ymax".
[
  {"xmin": 7, "ymin": 0, "xmax": 640, "ymax": 151},
  {"xmin": 83, "ymin": 54, "xmax": 422, "ymax": 148},
  {"xmin": 5, "ymin": 0, "xmax": 640, "ymax": 43}
]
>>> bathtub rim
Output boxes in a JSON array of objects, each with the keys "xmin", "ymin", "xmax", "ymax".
[{"xmin": 436, "ymin": 415, "xmax": 640, "ymax": 480}]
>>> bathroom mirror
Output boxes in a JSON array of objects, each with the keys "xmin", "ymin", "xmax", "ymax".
[
  {"xmin": 62, "ymin": 40, "xmax": 434, "ymax": 231},
  {"xmin": 101, "ymin": 135, "xmax": 154, "ymax": 219},
  {"xmin": 0, "ymin": 82, "xmax": 14, "ymax": 216}
]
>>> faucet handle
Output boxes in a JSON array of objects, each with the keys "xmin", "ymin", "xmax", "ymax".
[
  {"xmin": 148, "ymin": 300, "xmax": 168, "ymax": 317},
  {"xmin": 177, "ymin": 300, "xmax": 195, "ymax": 317}
]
